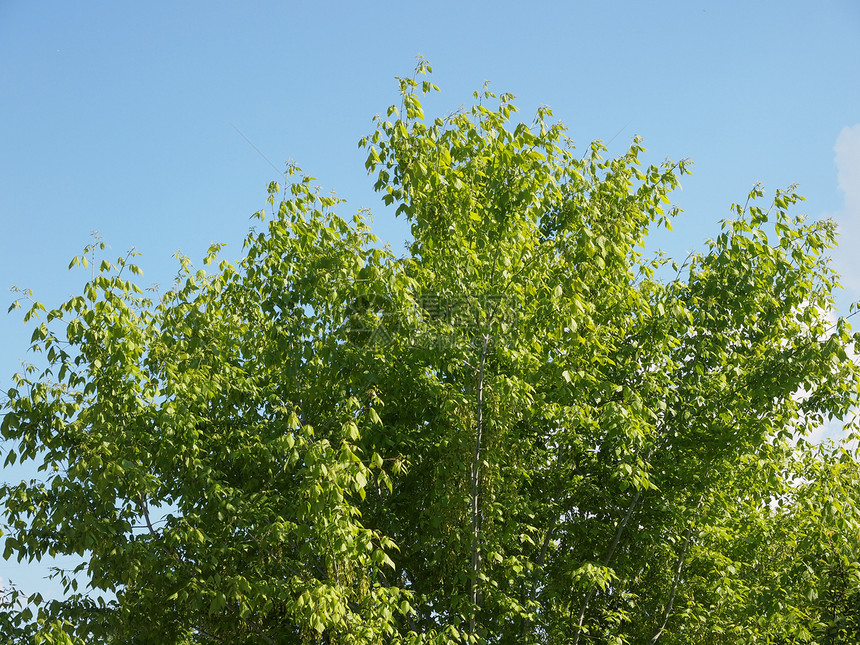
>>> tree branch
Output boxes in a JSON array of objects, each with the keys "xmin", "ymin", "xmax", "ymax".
[
  {"xmin": 571, "ymin": 488, "xmax": 641, "ymax": 645},
  {"xmin": 648, "ymin": 530, "xmax": 692, "ymax": 645},
  {"xmin": 469, "ymin": 333, "xmax": 490, "ymax": 635}
]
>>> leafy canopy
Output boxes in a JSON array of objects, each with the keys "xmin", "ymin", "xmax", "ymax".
[{"xmin": 2, "ymin": 60, "xmax": 860, "ymax": 644}]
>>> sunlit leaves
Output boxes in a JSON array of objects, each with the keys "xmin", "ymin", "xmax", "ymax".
[{"xmin": 3, "ymin": 61, "xmax": 860, "ymax": 645}]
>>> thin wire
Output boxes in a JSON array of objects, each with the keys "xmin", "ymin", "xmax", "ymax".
[
  {"xmin": 230, "ymin": 122, "xmax": 281, "ymax": 175},
  {"xmin": 606, "ymin": 120, "xmax": 632, "ymax": 146}
]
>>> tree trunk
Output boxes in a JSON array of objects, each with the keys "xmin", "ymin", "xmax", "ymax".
[{"xmin": 469, "ymin": 333, "xmax": 490, "ymax": 635}]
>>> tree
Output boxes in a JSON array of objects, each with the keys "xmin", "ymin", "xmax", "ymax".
[{"xmin": 3, "ymin": 60, "xmax": 860, "ymax": 643}]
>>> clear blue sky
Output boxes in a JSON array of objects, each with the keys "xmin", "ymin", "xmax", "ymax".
[{"xmin": 2, "ymin": 0, "xmax": 859, "ymax": 602}]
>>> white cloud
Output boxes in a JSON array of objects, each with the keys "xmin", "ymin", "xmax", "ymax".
[
  {"xmin": 819, "ymin": 125, "xmax": 860, "ymax": 449},
  {"xmin": 789, "ymin": 305, "xmax": 859, "ymax": 446},
  {"xmin": 831, "ymin": 124, "xmax": 860, "ymax": 293},
  {"xmin": 806, "ymin": 402, "xmax": 858, "ymax": 447}
]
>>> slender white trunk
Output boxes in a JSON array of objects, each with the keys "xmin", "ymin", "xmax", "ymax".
[
  {"xmin": 648, "ymin": 530, "xmax": 692, "ymax": 645},
  {"xmin": 469, "ymin": 333, "xmax": 490, "ymax": 635},
  {"xmin": 571, "ymin": 489, "xmax": 641, "ymax": 645}
]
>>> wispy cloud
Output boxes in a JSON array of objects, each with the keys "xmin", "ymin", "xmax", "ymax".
[
  {"xmin": 818, "ymin": 125, "xmax": 860, "ymax": 448},
  {"xmin": 792, "ymin": 305, "xmax": 859, "ymax": 447},
  {"xmin": 830, "ymin": 124, "xmax": 860, "ymax": 294}
]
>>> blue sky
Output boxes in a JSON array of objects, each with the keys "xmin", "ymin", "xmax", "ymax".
[{"xmin": 1, "ymin": 0, "xmax": 859, "ymax": 601}]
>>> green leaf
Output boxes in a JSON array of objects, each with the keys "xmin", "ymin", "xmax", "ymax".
[{"xmin": 2, "ymin": 61, "xmax": 858, "ymax": 645}]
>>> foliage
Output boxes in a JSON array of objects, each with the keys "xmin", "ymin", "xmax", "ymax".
[{"xmin": 3, "ymin": 60, "xmax": 860, "ymax": 643}]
